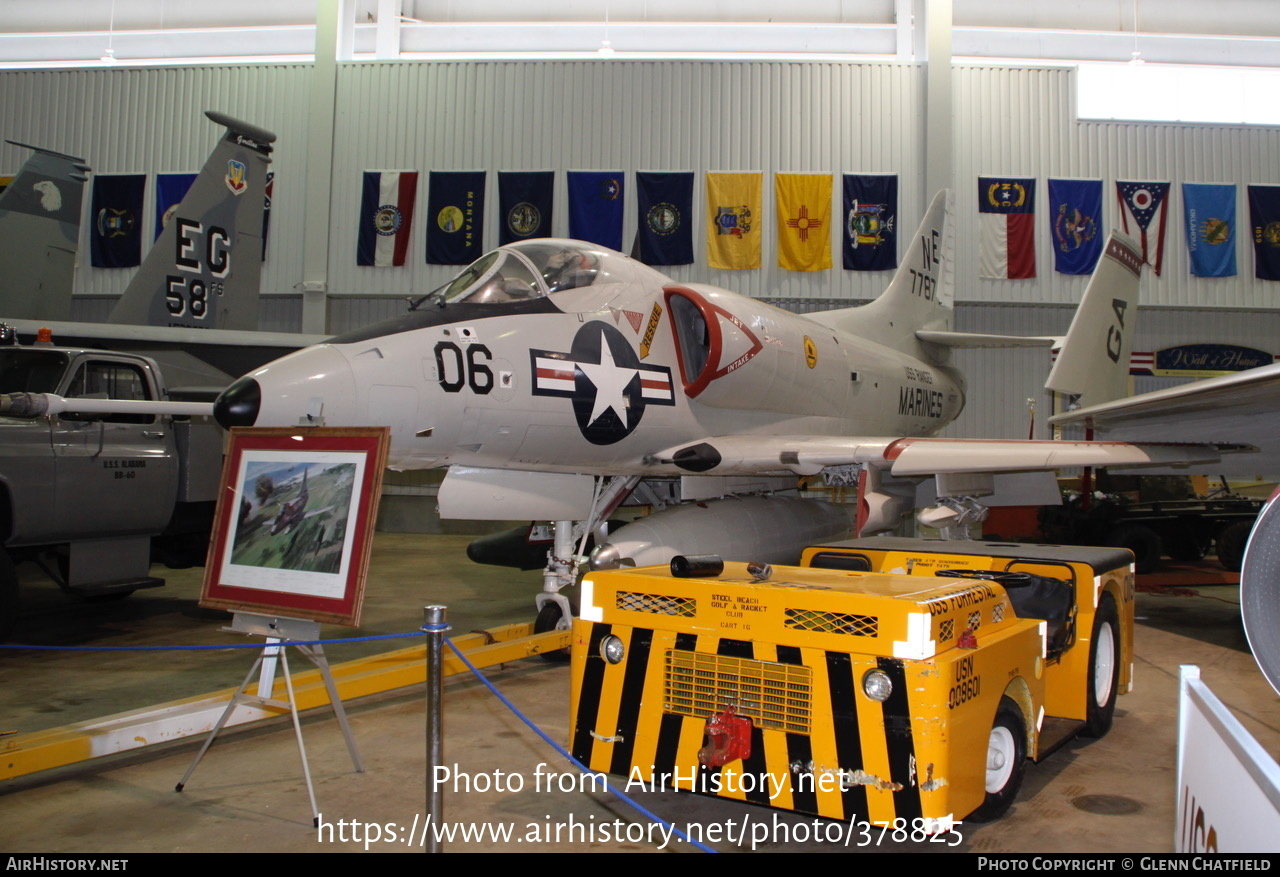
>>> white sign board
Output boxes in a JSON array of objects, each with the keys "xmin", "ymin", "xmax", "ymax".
[{"xmin": 1176, "ymin": 665, "xmax": 1280, "ymax": 852}]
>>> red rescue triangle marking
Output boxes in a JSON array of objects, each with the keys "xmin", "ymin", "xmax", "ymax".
[{"xmin": 611, "ymin": 307, "xmax": 645, "ymax": 333}]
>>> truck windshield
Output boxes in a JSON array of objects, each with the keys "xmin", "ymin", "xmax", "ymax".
[{"xmin": 0, "ymin": 350, "xmax": 68, "ymax": 394}]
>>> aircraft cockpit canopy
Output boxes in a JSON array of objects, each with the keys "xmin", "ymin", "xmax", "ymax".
[{"xmin": 437, "ymin": 241, "xmax": 619, "ymax": 305}]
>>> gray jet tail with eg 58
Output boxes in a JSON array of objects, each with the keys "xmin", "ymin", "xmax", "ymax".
[{"xmin": 210, "ymin": 190, "xmax": 1227, "ymax": 623}]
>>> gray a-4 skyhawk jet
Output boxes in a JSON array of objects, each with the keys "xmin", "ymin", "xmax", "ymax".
[{"xmin": 207, "ymin": 190, "xmax": 1229, "ymax": 629}]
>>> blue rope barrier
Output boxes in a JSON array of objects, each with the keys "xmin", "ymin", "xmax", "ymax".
[{"xmin": 442, "ymin": 636, "xmax": 718, "ymax": 854}]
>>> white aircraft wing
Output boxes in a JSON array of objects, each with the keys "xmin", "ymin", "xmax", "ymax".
[{"xmin": 647, "ymin": 434, "xmax": 1229, "ymax": 478}]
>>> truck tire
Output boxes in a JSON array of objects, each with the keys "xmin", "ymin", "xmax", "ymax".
[
  {"xmin": 1107, "ymin": 524, "xmax": 1162, "ymax": 574},
  {"xmin": 1166, "ymin": 521, "xmax": 1208, "ymax": 562},
  {"xmin": 1082, "ymin": 592, "xmax": 1120, "ymax": 738},
  {"xmin": 1216, "ymin": 520, "xmax": 1253, "ymax": 573},
  {"xmin": 0, "ymin": 551, "xmax": 18, "ymax": 642},
  {"xmin": 968, "ymin": 696, "xmax": 1027, "ymax": 823}
]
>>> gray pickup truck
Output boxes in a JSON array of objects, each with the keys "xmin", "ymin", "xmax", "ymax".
[{"xmin": 0, "ymin": 342, "xmax": 222, "ymax": 639}]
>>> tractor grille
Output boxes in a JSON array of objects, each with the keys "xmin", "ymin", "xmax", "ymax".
[
  {"xmin": 616, "ymin": 590, "xmax": 697, "ymax": 616},
  {"xmin": 663, "ymin": 650, "xmax": 812, "ymax": 733},
  {"xmin": 784, "ymin": 607, "xmax": 878, "ymax": 637}
]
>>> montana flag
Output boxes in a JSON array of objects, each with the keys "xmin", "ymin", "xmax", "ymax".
[
  {"xmin": 842, "ymin": 174, "xmax": 897, "ymax": 271},
  {"xmin": 1116, "ymin": 181, "xmax": 1171, "ymax": 276},
  {"xmin": 154, "ymin": 172, "xmax": 197, "ymax": 241},
  {"xmin": 90, "ymin": 174, "xmax": 145, "ymax": 268},
  {"xmin": 635, "ymin": 171, "xmax": 694, "ymax": 265},
  {"xmin": 1047, "ymin": 179, "xmax": 1103, "ymax": 275},
  {"xmin": 979, "ymin": 177, "xmax": 1035, "ymax": 279},
  {"xmin": 1183, "ymin": 183, "xmax": 1236, "ymax": 278},
  {"xmin": 499, "ymin": 171, "xmax": 553, "ymax": 245},
  {"xmin": 775, "ymin": 173, "xmax": 832, "ymax": 272},
  {"xmin": 706, "ymin": 172, "xmax": 762, "ymax": 270},
  {"xmin": 357, "ymin": 171, "xmax": 418, "ymax": 267},
  {"xmin": 1249, "ymin": 185, "xmax": 1280, "ymax": 281},
  {"xmin": 426, "ymin": 171, "xmax": 485, "ymax": 265},
  {"xmin": 568, "ymin": 171, "xmax": 624, "ymax": 251}
]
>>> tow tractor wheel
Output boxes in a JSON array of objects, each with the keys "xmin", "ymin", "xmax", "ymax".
[
  {"xmin": 534, "ymin": 600, "xmax": 575, "ymax": 663},
  {"xmin": 1082, "ymin": 591, "xmax": 1120, "ymax": 738},
  {"xmin": 968, "ymin": 696, "xmax": 1027, "ymax": 823}
]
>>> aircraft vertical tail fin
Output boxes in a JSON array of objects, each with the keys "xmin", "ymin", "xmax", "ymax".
[
  {"xmin": 821, "ymin": 189, "xmax": 955, "ymax": 353},
  {"xmin": 0, "ymin": 142, "xmax": 91, "ymax": 321},
  {"xmin": 109, "ymin": 111, "xmax": 275, "ymax": 332},
  {"xmin": 1045, "ymin": 232, "xmax": 1143, "ymax": 409}
]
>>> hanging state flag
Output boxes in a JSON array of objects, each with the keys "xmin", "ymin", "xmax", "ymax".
[
  {"xmin": 262, "ymin": 171, "xmax": 274, "ymax": 262},
  {"xmin": 567, "ymin": 171, "xmax": 624, "ymax": 251},
  {"xmin": 978, "ymin": 177, "xmax": 1036, "ymax": 279},
  {"xmin": 842, "ymin": 174, "xmax": 898, "ymax": 271},
  {"xmin": 499, "ymin": 170, "xmax": 553, "ymax": 245},
  {"xmin": 706, "ymin": 172, "xmax": 762, "ymax": 270},
  {"xmin": 90, "ymin": 174, "xmax": 145, "ymax": 268},
  {"xmin": 357, "ymin": 170, "xmax": 418, "ymax": 267},
  {"xmin": 635, "ymin": 172, "xmax": 694, "ymax": 265},
  {"xmin": 426, "ymin": 171, "xmax": 485, "ymax": 265},
  {"xmin": 775, "ymin": 173, "xmax": 832, "ymax": 272},
  {"xmin": 154, "ymin": 173, "xmax": 197, "ymax": 241},
  {"xmin": 1183, "ymin": 183, "xmax": 1236, "ymax": 278},
  {"xmin": 1116, "ymin": 181, "xmax": 1171, "ymax": 276},
  {"xmin": 1249, "ymin": 185, "xmax": 1280, "ymax": 281},
  {"xmin": 1048, "ymin": 179, "xmax": 1103, "ymax": 275}
]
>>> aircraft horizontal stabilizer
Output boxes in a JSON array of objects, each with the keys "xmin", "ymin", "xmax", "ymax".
[{"xmin": 916, "ymin": 331, "xmax": 1056, "ymax": 349}]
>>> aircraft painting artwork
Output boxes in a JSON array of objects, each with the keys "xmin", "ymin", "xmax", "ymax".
[{"xmin": 212, "ymin": 190, "xmax": 1226, "ymax": 624}]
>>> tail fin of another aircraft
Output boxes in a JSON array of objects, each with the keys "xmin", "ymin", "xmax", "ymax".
[
  {"xmin": 1045, "ymin": 232, "xmax": 1144, "ymax": 409},
  {"xmin": 821, "ymin": 189, "xmax": 955, "ymax": 354},
  {"xmin": 0, "ymin": 142, "xmax": 91, "ymax": 321},
  {"xmin": 109, "ymin": 111, "xmax": 275, "ymax": 332}
]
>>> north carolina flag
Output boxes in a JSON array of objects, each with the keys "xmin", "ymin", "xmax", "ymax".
[
  {"xmin": 978, "ymin": 177, "xmax": 1036, "ymax": 279},
  {"xmin": 776, "ymin": 173, "xmax": 832, "ymax": 272},
  {"xmin": 1116, "ymin": 181, "xmax": 1171, "ymax": 276},
  {"xmin": 1249, "ymin": 185, "xmax": 1280, "ymax": 281},
  {"xmin": 1183, "ymin": 183, "xmax": 1236, "ymax": 278},
  {"xmin": 357, "ymin": 171, "xmax": 418, "ymax": 267},
  {"xmin": 90, "ymin": 174, "xmax": 145, "ymax": 268},
  {"xmin": 154, "ymin": 172, "xmax": 197, "ymax": 240},
  {"xmin": 567, "ymin": 171, "xmax": 624, "ymax": 251},
  {"xmin": 706, "ymin": 172, "xmax": 762, "ymax": 270},
  {"xmin": 635, "ymin": 171, "xmax": 694, "ymax": 265},
  {"xmin": 1048, "ymin": 179, "xmax": 1103, "ymax": 275}
]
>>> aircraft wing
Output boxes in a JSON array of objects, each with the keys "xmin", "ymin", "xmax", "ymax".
[{"xmin": 647, "ymin": 434, "xmax": 1228, "ymax": 478}]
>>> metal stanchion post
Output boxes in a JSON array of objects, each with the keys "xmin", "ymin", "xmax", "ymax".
[{"xmin": 423, "ymin": 605, "xmax": 448, "ymax": 854}]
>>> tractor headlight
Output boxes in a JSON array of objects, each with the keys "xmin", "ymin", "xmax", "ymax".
[
  {"xmin": 599, "ymin": 634, "xmax": 626, "ymax": 664},
  {"xmin": 862, "ymin": 669, "xmax": 893, "ymax": 702}
]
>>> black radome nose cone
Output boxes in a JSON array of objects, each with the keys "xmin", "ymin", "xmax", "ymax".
[{"xmin": 214, "ymin": 377, "xmax": 261, "ymax": 428}]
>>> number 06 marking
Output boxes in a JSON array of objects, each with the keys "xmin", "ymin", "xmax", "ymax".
[{"xmin": 434, "ymin": 341, "xmax": 494, "ymax": 394}]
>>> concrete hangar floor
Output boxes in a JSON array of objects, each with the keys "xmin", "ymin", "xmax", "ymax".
[{"xmin": 2, "ymin": 532, "xmax": 1277, "ymax": 854}]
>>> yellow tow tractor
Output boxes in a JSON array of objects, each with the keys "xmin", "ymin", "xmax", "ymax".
[{"xmin": 569, "ymin": 537, "xmax": 1133, "ymax": 826}]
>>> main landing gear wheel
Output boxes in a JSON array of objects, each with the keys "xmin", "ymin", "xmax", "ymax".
[
  {"xmin": 1082, "ymin": 591, "xmax": 1120, "ymax": 739},
  {"xmin": 968, "ymin": 696, "xmax": 1027, "ymax": 823},
  {"xmin": 534, "ymin": 600, "xmax": 575, "ymax": 663}
]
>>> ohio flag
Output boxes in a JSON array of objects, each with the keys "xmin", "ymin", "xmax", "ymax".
[
  {"xmin": 978, "ymin": 177, "xmax": 1036, "ymax": 279},
  {"xmin": 1117, "ymin": 181, "xmax": 1171, "ymax": 276},
  {"xmin": 357, "ymin": 171, "xmax": 418, "ymax": 267}
]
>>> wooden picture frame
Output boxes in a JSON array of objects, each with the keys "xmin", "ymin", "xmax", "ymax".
[{"xmin": 200, "ymin": 426, "xmax": 390, "ymax": 626}]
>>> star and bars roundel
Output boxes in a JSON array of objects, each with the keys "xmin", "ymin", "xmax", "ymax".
[{"xmin": 530, "ymin": 322, "xmax": 675, "ymax": 445}]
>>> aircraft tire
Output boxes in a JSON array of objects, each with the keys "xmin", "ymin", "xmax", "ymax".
[
  {"xmin": 967, "ymin": 696, "xmax": 1026, "ymax": 823},
  {"xmin": 1081, "ymin": 592, "xmax": 1120, "ymax": 738},
  {"xmin": 0, "ymin": 551, "xmax": 17, "ymax": 642},
  {"xmin": 1216, "ymin": 520, "xmax": 1253, "ymax": 572},
  {"xmin": 534, "ymin": 601, "xmax": 574, "ymax": 663},
  {"xmin": 1107, "ymin": 524, "xmax": 1162, "ymax": 574}
]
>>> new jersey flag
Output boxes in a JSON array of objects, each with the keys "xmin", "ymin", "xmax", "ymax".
[
  {"xmin": 426, "ymin": 171, "xmax": 485, "ymax": 265},
  {"xmin": 842, "ymin": 174, "xmax": 897, "ymax": 271},
  {"xmin": 1249, "ymin": 185, "xmax": 1280, "ymax": 281},
  {"xmin": 568, "ymin": 171, "xmax": 624, "ymax": 251},
  {"xmin": 1117, "ymin": 181, "xmax": 1171, "ymax": 276},
  {"xmin": 978, "ymin": 177, "xmax": 1036, "ymax": 279},
  {"xmin": 776, "ymin": 173, "xmax": 832, "ymax": 272},
  {"xmin": 499, "ymin": 171, "xmax": 553, "ymax": 245},
  {"xmin": 706, "ymin": 172, "xmax": 762, "ymax": 270},
  {"xmin": 635, "ymin": 172, "xmax": 694, "ymax": 265},
  {"xmin": 1183, "ymin": 183, "xmax": 1236, "ymax": 278},
  {"xmin": 90, "ymin": 174, "xmax": 145, "ymax": 268},
  {"xmin": 357, "ymin": 171, "xmax": 418, "ymax": 267},
  {"xmin": 1048, "ymin": 179, "xmax": 1103, "ymax": 275},
  {"xmin": 154, "ymin": 172, "xmax": 198, "ymax": 240}
]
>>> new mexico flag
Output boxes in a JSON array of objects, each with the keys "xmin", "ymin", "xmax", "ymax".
[{"xmin": 776, "ymin": 173, "xmax": 832, "ymax": 271}]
